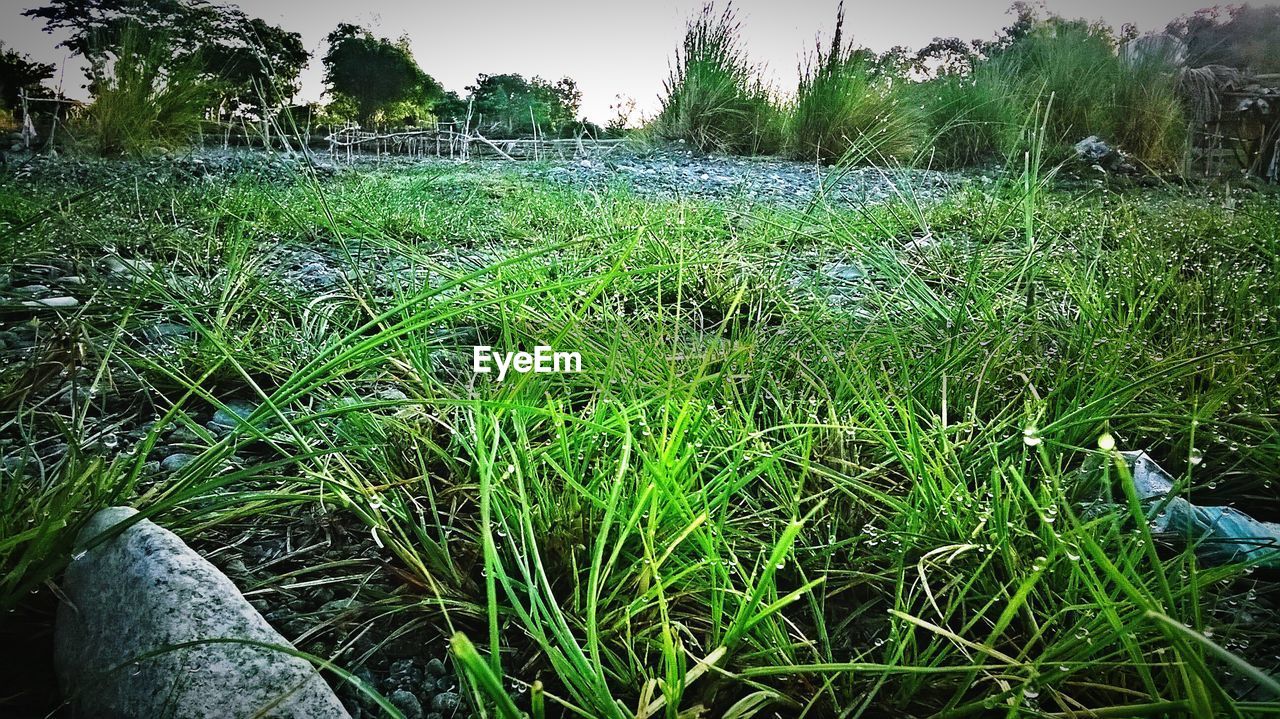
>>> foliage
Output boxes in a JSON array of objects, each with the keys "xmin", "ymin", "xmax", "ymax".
[
  {"xmin": 24, "ymin": 0, "xmax": 307, "ymax": 118},
  {"xmin": 201, "ymin": 16, "xmax": 308, "ymax": 117},
  {"xmin": 1167, "ymin": 5, "xmax": 1280, "ymax": 74},
  {"xmin": 919, "ymin": 9, "xmax": 1186, "ymax": 170},
  {"xmin": 321, "ymin": 23, "xmax": 442, "ymax": 125},
  {"xmin": 655, "ymin": 2, "xmax": 782, "ymax": 155},
  {"xmin": 912, "ymin": 70, "xmax": 1020, "ymax": 167},
  {"xmin": 4, "ymin": 154, "xmax": 1279, "ymax": 717},
  {"xmin": 786, "ymin": 4, "xmax": 923, "ymax": 164},
  {"xmin": 465, "ymin": 73, "xmax": 582, "ymax": 137},
  {"xmin": 74, "ymin": 27, "xmax": 211, "ymax": 156},
  {"xmin": 0, "ymin": 42, "xmax": 56, "ymax": 111}
]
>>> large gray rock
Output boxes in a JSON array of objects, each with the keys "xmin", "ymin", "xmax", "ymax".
[{"xmin": 55, "ymin": 507, "xmax": 350, "ymax": 719}]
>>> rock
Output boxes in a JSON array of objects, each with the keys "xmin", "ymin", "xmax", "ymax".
[
  {"xmin": 145, "ymin": 322, "xmax": 194, "ymax": 341},
  {"xmin": 389, "ymin": 690, "xmax": 424, "ymax": 719},
  {"xmin": 22, "ymin": 296, "xmax": 79, "ymax": 309},
  {"xmin": 211, "ymin": 399, "xmax": 258, "ymax": 429},
  {"xmin": 16, "ymin": 284, "xmax": 50, "ymax": 295},
  {"xmin": 55, "ymin": 507, "xmax": 350, "ymax": 719},
  {"xmin": 430, "ymin": 691, "xmax": 460, "ymax": 714},
  {"xmin": 160, "ymin": 452, "xmax": 196, "ymax": 472},
  {"xmin": 103, "ymin": 256, "xmax": 155, "ymax": 276},
  {"xmin": 424, "ymin": 658, "xmax": 446, "ymax": 677},
  {"xmin": 823, "ymin": 263, "xmax": 865, "ymax": 283},
  {"xmin": 1074, "ymin": 135, "xmax": 1114, "ymax": 163}
]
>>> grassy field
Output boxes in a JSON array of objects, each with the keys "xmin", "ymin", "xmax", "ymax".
[{"xmin": 2, "ymin": 154, "xmax": 1279, "ymax": 717}]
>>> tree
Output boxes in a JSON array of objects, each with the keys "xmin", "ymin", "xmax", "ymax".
[
  {"xmin": 24, "ymin": 0, "xmax": 308, "ymax": 116},
  {"xmin": 466, "ymin": 73, "xmax": 581, "ymax": 137},
  {"xmin": 201, "ymin": 16, "xmax": 308, "ymax": 117},
  {"xmin": 0, "ymin": 43, "xmax": 56, "ymax": 111},
  {"xmin": 1167, "ymin": 6, "xmax": 1280, "ymax": 73},
  {"xmin": 322, "ymin": 24, "xmax": 442, "ymax": 125}
]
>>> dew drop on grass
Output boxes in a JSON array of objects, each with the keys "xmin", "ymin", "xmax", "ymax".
[
  {"xmin": 1097, "ymin": 432, "xmax": 1115, "ymax": 451},
  {"xmin": 1022, "ymin": 424, "xmax": 1041, "ymax": 447},
  {"xmin": 1189, "ymin": 447, "xmax": 1204, "ymax": 466}
]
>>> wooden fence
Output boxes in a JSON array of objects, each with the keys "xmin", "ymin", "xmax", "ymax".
[{"xmin": 320, "ymin": 123, "xmax": 627, "ymax": 163}]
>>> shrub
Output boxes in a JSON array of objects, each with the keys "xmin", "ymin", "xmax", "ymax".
[
  {"xmin": 923, "ymin": 15, "xmax": 1187, "ymax": 170},
  {"xmin": 786, "ymin": 6, "xmax": 923, "ymax": 164},
  {"xmin": 1112, "ymin": 53, "xmax": 1187, "ymax": 171},
  {"xmin": 76, "ymin": 28, "xmax": 210, "ymax": 156},
  {"xmin": 913, "ymin": 71, "xmax": 1020, "ymax": 168},
  {"xmin": 655, "ymin": 2, "xmax": 781, "ymax": 155}
]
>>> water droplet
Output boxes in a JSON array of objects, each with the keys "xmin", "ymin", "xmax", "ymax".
[{"xmin": 1023, "ymin": 424, "xmax": 1042, "ymax": 447}]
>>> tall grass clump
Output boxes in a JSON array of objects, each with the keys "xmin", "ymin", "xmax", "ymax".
[
  {"xmin": 924, "ymin": 15, "xmax": 1187, "ymax": 170},
  {"xmin": 913, "ymin": 70, "xmax": 1020, "ymax": 167},
  {"xmin": 654, "ymin": 2, "xmax": 781, "ymax": 155},
  {"xmin": 76, "ymin": 27, "xmax": 210, "ymax": 156},
  {"xmin": 786, "ymin": 5, "xmax": 923, "ymax": 164}
]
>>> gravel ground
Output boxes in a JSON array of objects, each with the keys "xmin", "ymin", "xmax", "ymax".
[
  {"xmin": 0, "ymin": 147, "xmax": 970, "ymax": 718},
  {"xmin": 523, "ymin": 147, "xmax": 967, "ymax": 207}
]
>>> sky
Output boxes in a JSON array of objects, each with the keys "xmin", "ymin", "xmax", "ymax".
[{"xmin": 0, "ymin": 0, "xmax": 1225, "ymax": 123}]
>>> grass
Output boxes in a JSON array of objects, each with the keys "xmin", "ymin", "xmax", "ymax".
[
  {"xmin": 654, "ymin": 3, "xmax": 782, "ymax": 155},
  {"xmin": 72, "ymin": 27, "xmax": 211, "ymax": 157},
  {"xmin": 923, "ymin": 17, "xmax": 1188, "ymax": 170},
  {"xmin": 785, "ymin": 5, "xmax": 923, "ymax": 164},
  {"xmin": 1, "ymin": 152, "xmax": 1279, "ymax": 718}
]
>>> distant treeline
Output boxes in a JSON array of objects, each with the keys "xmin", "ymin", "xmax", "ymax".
[{"xmin": 2, "ymin": 0, "xmax": 1278, "ymax": 165}]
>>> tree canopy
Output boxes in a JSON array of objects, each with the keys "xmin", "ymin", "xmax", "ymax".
[
  {"xmin": 465, "ymin": 73, "xmax": 582, "ymax": 137},
  {"xmin": 0, "ymin": 42, "xmax": 56, "ymax": 111},
  {"xmin": 322, "ymin": 23, "xmax": 443, "ymax": 125},
  {"xmin": 1167, "ymin": 5, "xmax": 1280, "ymax": 74},
  {"xmin": 24, "ymin": 0, "xmax": 308, "ymax": 116}
]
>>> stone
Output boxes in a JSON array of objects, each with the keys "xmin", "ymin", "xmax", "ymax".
[
  {"xmin": 103, "ymin": 256, "xmax": 155, "ymax": 275},
  {"xmin": 160, "ymin": 452, "xmax": 196, "ymax": 472},
  {"xmin": 23, "ymin": 296, "xmax": 79, "ymax": 309},
  {"xmin": 55, "ymin": 507, "xmax": 350, "ymax": 719},
  {"xmin": 430, "ymin": 691, "xmax": 460, "ymax": 714},
  {"xmin": 389, "ymin": 690, "xmax": 424, "ymax": 719},
  {"xmin": 211, "ymin": 399, "xmax": 258, "ymax": 429}
]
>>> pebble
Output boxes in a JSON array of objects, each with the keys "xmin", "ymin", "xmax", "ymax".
[
  {"xmin": 211, "ymin": 400, "xmax": 257, "ymax": 429},
  {"xmin": 160, "ymin": 453, "xmax": 196, "ymax": 472},
  {"xmin": 23, "ymin": 296, "xmax": 79, "ymax": 308},
  {"xmin": 430, "ymin": 692, "xmax": 460, "ymax": 714},
  {"xmin": 389, "ymin": 690, "xmax": 424, "ymax": 719}
]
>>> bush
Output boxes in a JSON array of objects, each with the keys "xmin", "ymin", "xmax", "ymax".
[
  {"xmin": 913, "ymin": 71, "xmax": 1020, "ymax": 168},
  {"xmin": 923, "ymin": 16, "xmax": 1186, "ymax": 170},
  {"xmin": 654, "ymin": 2, "xmax": 781, "ymax": 155},
  {"xmin": 76, "ymin": 28, "xmax": 210, "ymax": 156},
  {"xmin": 786, "ymin": 7, "xmax": 923, "ymax": 164}
]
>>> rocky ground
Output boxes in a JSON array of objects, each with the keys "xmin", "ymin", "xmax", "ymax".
[
  {"xmin": 0, "ymin": 146, "xmax": 975, "ymax": 718},
  {"xmin": 524, "ymin": 146, "xmax": 967, "ymax": 206}
]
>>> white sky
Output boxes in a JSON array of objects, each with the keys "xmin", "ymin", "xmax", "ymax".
[{"xmin": 0, "ymin": 0, "xmax": 1233, "ymax": 122}]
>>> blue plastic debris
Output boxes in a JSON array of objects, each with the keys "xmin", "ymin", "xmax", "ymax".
[{"xmin": 1108, "ymin": 451, "xmax": 1280, "ymax": 568}]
